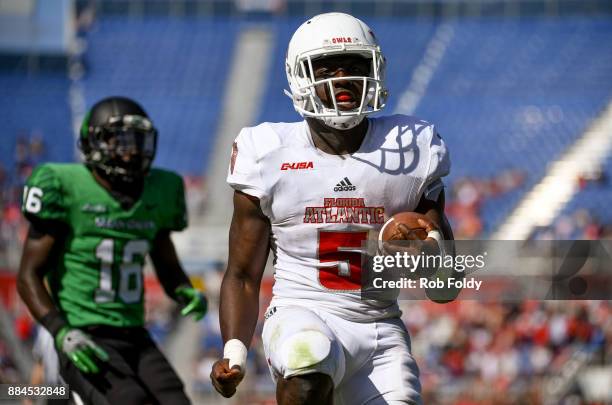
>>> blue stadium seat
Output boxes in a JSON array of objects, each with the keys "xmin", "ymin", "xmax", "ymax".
[
  {"xmin": 4, "ymin": 15, "xmax": 612, "ymax": 235},
  {"xmin": 558, "ymin": 154, "xmax": 612, "ymax": 226},
  {"xmin": 415, "ymin": 17, "xmax": 612, "ymax": 233},
  {"xmin": 82, "ymin": 16, "xmax": 239, "ymax": 175},
  {"xmin": 258, "ymin": 16, "xmax": 612, "ymax": 235},
  {"xmin": 0, "ymin": 72, "xmax": 73, "ymax": 172}
]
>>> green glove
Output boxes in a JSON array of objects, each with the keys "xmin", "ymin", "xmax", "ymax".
[
  {"xmin": 55, "ymin": 327, "xmax": 109, "ymax": 374},
  {"xmin": 175, "ymin": 286, "xmax": 208, "ymax": 321}
]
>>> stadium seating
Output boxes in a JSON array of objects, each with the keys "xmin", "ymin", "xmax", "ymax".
[
  {"xmin": 258, "ymin": 16, "xmax": 612, "ymax": 235},
  {"xmin": 554, "ymin": 153, "xmax": 612, "ymax": 236},
  {"xmin": 81, "ymin": 16, "xmax": 239, "ymax": 175},
  {"xmin": 3, "ymin": 15, "xmax": 612, "ymax": 232},
  {"xmin": 257, "ymin": 17, "xmax": 438, "ymax": 123},
  {"xmin": 416, "ymin": 17, "xmax": 612, "ymax": 233},
  {"xmin": 0, "ymin": 72, "xmax": 73, "ymax": 170},
  {"xmin": 3, "ymin": 10, "xmax": 612, "ymax": 405}
]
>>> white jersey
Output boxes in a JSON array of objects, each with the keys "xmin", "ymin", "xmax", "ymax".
[{"xmin": 227, "ymin": 114, "xmax": 450, "ymax": 321}]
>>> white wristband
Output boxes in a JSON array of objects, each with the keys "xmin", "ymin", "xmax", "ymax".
[
  {"xmin": 427, "ymin": 230, "xmax": 446, "ymax": 259},
  {"xmin": 223, "ymin": 339, "xmax": 247, "ymax": 371}
]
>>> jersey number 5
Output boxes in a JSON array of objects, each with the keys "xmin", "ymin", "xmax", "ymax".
[
  {"xmin": 94, "ymin": 239, "xmax": 149, "ymax": 304},
  {"xmin": 318, "ymin": 231, "xmax": 368, "ymax": 291}
]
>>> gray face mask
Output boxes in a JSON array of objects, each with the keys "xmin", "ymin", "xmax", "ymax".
[{"xmin": 83, "ymin": 115, "xmax": 158, "ymax": 183}]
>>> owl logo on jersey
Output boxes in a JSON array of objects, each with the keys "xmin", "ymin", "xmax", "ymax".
[{"xmin": 215, "ymin": 13, "xmax": 454, "ymax": 405}]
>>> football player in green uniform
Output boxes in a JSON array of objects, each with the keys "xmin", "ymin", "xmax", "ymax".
[{"xmin": 17, "ymin": 96, "xmax": 207, "ymax": 404}]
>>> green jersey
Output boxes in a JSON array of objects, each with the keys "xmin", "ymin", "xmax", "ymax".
[{"xmin": 22, "ymin": 163, "xmax": 187, "ymax": 328}]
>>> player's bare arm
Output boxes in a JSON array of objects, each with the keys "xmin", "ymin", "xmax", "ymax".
[
  {"xmin": 384, "ymin": 188, "xmax": 453, "ymax": 257},
  {"xmin": 18, "ymin": 97, "xmax": 193, "ymax": 400},
  {"xmin": 17, "ymin": 225, "xmax": 59, "ymax": 323},
  {"xmin": 414, "ymin": 187, "xmax": 454, "ymax": 242},
  {"xmin": 18, "ymin": 224, "xmax": 109, "ymax": 374},
  {"xmin": 150, "ymin": 230, "xmax": 191, "ymax": 294},
  {"xmin": 217, "ymin": 13, "xmax": 437, "ymax": 404},
  {"xmin": 210, "ymin": 190, "xmax": 270, "ymax": 398},
  {"xmin": 150, "ymin": 230, "xmax": 207, "ymax": 320},
  {"xmin": 414, "ymin": 187, "xmax": 462, "ymax": 303}
]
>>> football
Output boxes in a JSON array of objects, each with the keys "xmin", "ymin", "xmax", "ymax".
[{"xmin": 379, "ymin": 212, "xmax": 432, "ymax": 242}]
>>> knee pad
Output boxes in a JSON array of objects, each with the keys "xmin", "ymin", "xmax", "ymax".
[{"xmin": 279, "ymin": 330, "xmax": 332, "ymax": 371}]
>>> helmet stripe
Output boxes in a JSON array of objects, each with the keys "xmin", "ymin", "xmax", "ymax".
[{"xmin": 80, "ymin": 111, "xmax": 91, "ymax": 138}]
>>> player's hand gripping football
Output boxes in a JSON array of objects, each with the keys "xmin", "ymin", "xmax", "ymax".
[
  {"xmin": 175, "ymin": 286, "xmax": 208, "ymax": 321},
  {"xmin": 55, "ymin": 327, "xmax": 109, "ymax": 374},
  {"xmin": 380, "ymin": 213, "xmax": 443, "ymax": 277},
  {"xmin": 382, "ymin": 217, "xmax": 440, "ymax": 255},
  {"xmin": 210, "ymin": 359, "xmax": 244, "ymax": 398}
]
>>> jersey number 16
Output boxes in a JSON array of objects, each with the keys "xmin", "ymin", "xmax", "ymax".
[{"xmin": 94, "ymin": 239, "xmax": 148, "ymax": 304}]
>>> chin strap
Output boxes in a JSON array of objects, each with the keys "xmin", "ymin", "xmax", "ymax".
[{"xmin": 321, "ymin": 113, "xmax": 365, "ymax": 130}]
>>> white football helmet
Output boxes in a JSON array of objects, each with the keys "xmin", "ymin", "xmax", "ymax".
[{"xmin": 285, "ymin": 13, "xmax": 387, "ymax": 130}]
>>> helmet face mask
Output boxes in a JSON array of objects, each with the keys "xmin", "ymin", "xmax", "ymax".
[
  {"xmin": 79, "ymin": 98, "xmax": 158, "ymax": 184},
  {"xmin": 285, "ymin": 13, "xmax": 387, "ymax": 130}
]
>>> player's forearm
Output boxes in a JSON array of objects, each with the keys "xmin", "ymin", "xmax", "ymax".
[
  {"xmin": 219, "ymin": 269, "xmax": 261, "ymax": 347},
  {"xmin": 429, "ymin": 212, "xmax": 454, "ymax": 241},
  {"xmin": 439, "ymin": 213, "xmax": 454, "ymax": 241},
  {"xmin": 17, "ymin": 270, "xmax": 57, "ymax": 322},
  {"xmin": 220, "ymin": 191, "xmax": 270, "ymax": 346},
  {"xmin": 155, "ymin": 266, "xmax": 191, "ymax": 301},
  {"xmin": 416, "ymin": 189, "xmax": 454, "ymax": 241},
  {"xmin": 150, "ymin": 230, "xmax": 192, "ymax": 301},
  {"xmin": 17, "ymin": 232, "xmax": 60, "ymax": 324}
]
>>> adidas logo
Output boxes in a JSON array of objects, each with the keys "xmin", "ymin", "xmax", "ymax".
[{"xmin": 334, "ymin": 177, "xmax": 356, "ymax": 192}]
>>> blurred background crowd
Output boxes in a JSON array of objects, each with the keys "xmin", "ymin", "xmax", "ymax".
[{"xmin": 1, "ymin": 0, "xmax": 611, "ymax": 403}]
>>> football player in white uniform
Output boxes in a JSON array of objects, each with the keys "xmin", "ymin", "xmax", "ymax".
[{"xmin": 211, "ymin": 12, "xmax": 454, "ymax": 405}]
